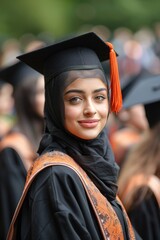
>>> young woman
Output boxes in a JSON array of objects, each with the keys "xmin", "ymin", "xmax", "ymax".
[
  {"xmin": 7, "ymin": 32, "xmax": 140, "ymax": 240},
  {"xmin": 0, "ymin": 61, "xmax": 45, "ymax": 168}
]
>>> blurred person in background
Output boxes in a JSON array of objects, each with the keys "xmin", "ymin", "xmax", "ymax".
[
  {"xmin": 0, "ymin": 80, "xmax": 15, "ymax": 138},
  {"xmin": 0, "ymin": 61, "xmax": 45, "ymax": 240},
  {"xmin": 118, "ymin": 75, "xmax": 160, "ymax": 240},
  {"xmin": 0, "ymin": 38, "xmax": 21, "ymax": 66},
  {"xmin": 109, "ymin": 103, "xmax": 148, "ymax": 166},
  {"xmin": 134, "ymin": 27, "xmax": 160, "ymax": 76},
  {"xmin": 109, "ymin": 72, "xmax": 149, "ymax": 166}
]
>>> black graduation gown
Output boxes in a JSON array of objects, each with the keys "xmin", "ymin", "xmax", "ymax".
[
  {"xmin": 0, "ymin": 147, "xmax": 27, "ymax": 240},
  {"xmin": 16, "ymin": 165, "xmax": 140, "ymax": 240},
  {"xmin": 128, "ymin": 188, "xmax": 160, "ymax": 240}
]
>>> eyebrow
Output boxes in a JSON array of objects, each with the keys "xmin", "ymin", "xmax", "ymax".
[{"xmin": 64, "ymin": 88, "xmax": 107, "ymax": 95}]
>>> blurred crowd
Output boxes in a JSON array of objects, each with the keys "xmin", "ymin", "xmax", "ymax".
[
  {"xmin": 0, "ymin": 24, "xmax": 160, "ymax": 240},
  {"xmin": 1, "ymin": 24, "xmax": 160, "ymax": 139},
  {"xmin": 0, "ymin": 23, "xmax": 160, "ymax": 139}
]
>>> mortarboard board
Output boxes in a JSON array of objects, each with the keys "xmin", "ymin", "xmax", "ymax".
[
  {"xmin": 122, "ymin": 74, "xmax": 160, "ymax": 108},
  {"xmin": 17, "ymin": 32, "xmax": 122, "ymax": 113},
  {"xmin": 0, "ymin": 61, "xmax": 40, "ymax": 88},
  {"xmin": 122, "ymin": 74, "xmax": 160, "ymax": 128},
  {"xmin": 121, "ymin": 68, "xmax": 153, "ymax": 101}
]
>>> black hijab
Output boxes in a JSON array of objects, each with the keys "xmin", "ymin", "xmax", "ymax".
[{"xmin": 38, "ymin": 69, "xmax": 119, "ymax": 201}]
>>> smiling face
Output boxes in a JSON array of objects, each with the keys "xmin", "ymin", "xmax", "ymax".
[{"xmin": 63, "ymin": 77, "xmax": 109, "ymax": 140}]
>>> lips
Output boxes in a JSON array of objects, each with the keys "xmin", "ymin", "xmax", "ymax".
[{"xmin": 78, "ymin": 119, "xmax": 99, "ymax": 128}]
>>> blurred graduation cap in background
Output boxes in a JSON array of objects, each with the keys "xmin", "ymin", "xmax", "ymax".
[
  {"xmin": 0, "ymin": 61, "xmax": 40, "ymax": 89},
  {"xmin": 17, "ymin": 31, "xmax": 122, "ymax": 113},
  {"xmin": 122, "ymin": 74, "xmax": 160, "ymax": 128}
]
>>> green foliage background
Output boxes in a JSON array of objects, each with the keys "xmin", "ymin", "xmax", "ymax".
[{"xmin": 0, "ymin": 0, "xmax": 160, "ymax": 40}]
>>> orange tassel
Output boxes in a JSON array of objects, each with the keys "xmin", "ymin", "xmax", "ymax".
[{"xmin": 106, "ymin": 42, "xmax": 122, "ymax": 113}]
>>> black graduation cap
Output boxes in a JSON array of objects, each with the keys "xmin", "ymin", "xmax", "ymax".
[
  {"xmin": 121, "ymin": 68, "xmax": 153, "ymax": 101},
  {"xmin": 17, "ymin": 32, "xmax": 111, "ymax": 77},
  {"xmin": 17, "ymin": 32, "xmax": 122, "ymax": 113},
  {"xmin": 122, "ymin": 74, "xmax": 160, "ymax": 108},
  {"xmin": 122, "ymin": 74, "xmax": 160, "ymax": 128},
  {"xmin": 0, "ymin": 61, "xmax": 40, "ymax": 88}
]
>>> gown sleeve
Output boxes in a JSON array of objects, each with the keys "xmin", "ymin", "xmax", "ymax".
[
  {"xmin": 17, "ymin": 165, "xmax": 102, "ymax": 240},
  {"xmin": 128, "ymin": 189, "xmax": 160, "ymax": 240},
  {"xmin": 0, "ymin": 147, "xmax": 26, "ymax": 240}
]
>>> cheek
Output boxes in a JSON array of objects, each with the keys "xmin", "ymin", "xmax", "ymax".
[
  {"xmin": 64, "ymin": 106, "xmax": 80, "ymax": 133},
  {"xmin": 99, "ymin": 103, "xmax": 109, "ymax": 119},
  {"xmin": 64, "ymin": 106, "xmax": 80, "ymax": 121}
]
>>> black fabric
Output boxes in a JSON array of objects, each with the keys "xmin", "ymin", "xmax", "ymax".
[
  {"xmin": 144, "ymin": 101, "xmax": 160, "ymax": 128},
  {"xmin": 41, "ymin": 131, "xmax": 119, "ymax": 202},
  {"xmin": 17, "ymin": 166, "xmax": 103, "ymax": 240},
  {"xmin": 43, "ymin": 47, "xmax": 103, "ymax": 82},
  {"xmin": 16, "ymin": 165, "xmax": 139, "ymax": 240},
  {"xmin": 0, "ymin": 147, "xmax": 26, "ymax": 240},
  {"xmin": 128, "ymin": 188, "xmax": 160, "ymax": 240}
]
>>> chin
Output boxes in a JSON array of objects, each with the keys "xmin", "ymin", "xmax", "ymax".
[
  {"xmin": 77, "ymin": 133, "xmax": 99, "ymax": 140},
  {"xmin": 68, "ymin": 128, "xmax": 102, "ymax": 140}
]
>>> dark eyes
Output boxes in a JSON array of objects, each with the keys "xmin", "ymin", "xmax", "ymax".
[
  {"xmin": 68, "ymin": 97, "xmax": 82, "ymax": 104},
  {"xmin": 95, "ymin": 95, "xmax": 106, "ymax": 101},
  {"xmin": 67, "ymin": 95, "xmax": 107, "ymax": 105}
]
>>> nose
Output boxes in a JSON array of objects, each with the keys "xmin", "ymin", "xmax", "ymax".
[
  {"xmin": 83, "ymin": 109, "xmax": 96, "ymax": 116},
  {"xmin": 83, "ymin": 100, "xmax": 97, "ymax": 116}
]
